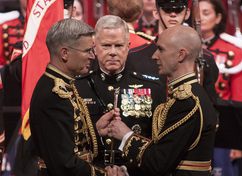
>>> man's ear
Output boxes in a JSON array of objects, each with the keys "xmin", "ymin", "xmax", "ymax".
[
  {"xmin": 60, "ymin": 47, "xmax": 69, "ymax": 62},
  {"xmin": 72, "ymin": 6, "xmax": 77, "ymax": 17},
  {"xmin": 127, "ymin": 41, "xmax": 131, "ymax": 50},
  {"xmin": 178, "ymin": 48, "xmax": 187, "ymax": 62},
  {"xmin": 93, "ymin": 40, "xmax": 98, "ymax": 55},
  {"xmin": 185, "ymin": 8, "xmax": 191, "ymax": 20},
  {"xmin": 153, "ymin": 8, "xmax": 160, "ymax": 20},
  {"xmin": 215, "ymin": 13, "xmax": 222, "ymax": 25},
  {"xmin": 137, "ymin": 10, "xmax": 143, "ymax": 20}
]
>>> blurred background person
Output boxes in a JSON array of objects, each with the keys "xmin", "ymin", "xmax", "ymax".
[
  {"xmin": 199, "ymin": 0, "xmax": 242, "ymax": 176},
  {"xmin": 0, "ymin": 0, "xmax": 26, "ymax": 175},
  {"xmin": 0, "ymin": 72, "xmax": 4, "ymax": 173},
  {"xmin": 72, "ymin": 0, "xmax": 84, "ymax": 22},
  {"xmin": 107, "ymin": 0, "xmax": 154, "ymax": 49},
  {"xmin": 0, "ymin": 0, "xmax": 26, "ymax": 65},
  {"xmin": 221, "ymin": 0, "xmax": 242, "ymax": 38},
  {"xmin": 134, "ymin": 0, "xmax": 158, "ymax": 36}
]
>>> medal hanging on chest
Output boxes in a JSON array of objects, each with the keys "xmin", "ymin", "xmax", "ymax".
[{"xmin": 120, "ymin": 88, "xmax": 153, "ymax": 118}]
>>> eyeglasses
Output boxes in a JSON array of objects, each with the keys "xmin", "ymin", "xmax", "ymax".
[
  {"xmin": 160, "ymin": 7, "xmax": 186, "ymax": 14},
  {"xmin": 67, "ymin": 46, "xmax": 93, "ymax": 56}
]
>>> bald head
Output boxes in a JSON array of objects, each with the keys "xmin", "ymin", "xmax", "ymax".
[
  {"xmin": 152, "ymin": 25, "xmax": 201, "ymax": 80},
  {"xmin": 160, "ymin": 25, "xmax": 201, "ymax": 63}
]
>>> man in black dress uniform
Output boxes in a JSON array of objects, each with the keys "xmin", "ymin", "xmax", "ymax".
[
  {"xmin": 98, "ymin": 25, "xmax": 217, "ymax": 176},
  {"xmin": 29, "ymin": 19, "xmax": 122, "ymax": 176},
  {"xmin": 126, "ymin": 0, "xmax": 219, "ymax": 113},
  {"xmin": 75, "ymin": 15, "xmax": 166, "ymax": 167}
]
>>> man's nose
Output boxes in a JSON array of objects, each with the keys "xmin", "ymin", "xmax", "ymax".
[
  {"xmin": 152, "ymin": 50, "xmax": 158, "ymax": 60},
  {"xmin": 170, "ymin": 12, "xmax": 177, "ymax": 17},
  {"xmin": 89, "ymin": 50, "xmax": 95, "ymax": 60},
  {"xmin": 109, "ymin": 46, "xmax": 117, "ymax": 56}
]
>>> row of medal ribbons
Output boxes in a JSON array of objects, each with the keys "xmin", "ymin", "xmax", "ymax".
[{"xmin": 121, "ymin": 88, "xmax": 153, "ymax": 118}]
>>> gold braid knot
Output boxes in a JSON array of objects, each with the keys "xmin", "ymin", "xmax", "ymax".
[{"xmin": 72, "ymin": 83, "xmax": 98, "ymax": 158}]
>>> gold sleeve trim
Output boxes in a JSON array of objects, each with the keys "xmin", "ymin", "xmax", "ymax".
[
  {"xmin": 123, "ymin": 134, "xmax": 151, "ymax": 163},
  {"xmin": 176, "ymin": 160, "xmax": 211, "ymax": 171},
  {"xmin": 89, "ymin": 164, "xmax": 107, "ymax": 176},
  {"xmin": 0, "ymin": 131, "xmax": 5, "ymax": 143},
  {"xmin": 123, "ymin": 135, "xmax": 140, "ymax": 157}
]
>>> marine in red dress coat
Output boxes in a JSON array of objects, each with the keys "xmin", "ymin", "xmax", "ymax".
[
  {"xmin": 0, "ymin": 13, "xmax": 24, "ymax": 65},
  {"xmin": 203, "ymin": 34, "xmax": 242, "ymax": 149}
]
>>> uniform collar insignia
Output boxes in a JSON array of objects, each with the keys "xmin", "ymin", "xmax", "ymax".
[
  {"xmin": 100, "ymin": 72, "xmax": 123, "ymax": 82},
  {"xmin": 128, "ymin": 84, "xmax": 143, "ymax": 89},
  {"xmin": 116, "ymin": 74, "xmax": 122, "ymax": 82},
  {"xmin": 167, "ymin": 72, "xmax": 197, "ymax": 94}
]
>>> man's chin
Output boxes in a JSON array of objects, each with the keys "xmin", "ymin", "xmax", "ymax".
[
  {"xmin": 79, "ymin": 68, "xmax": 89, "ymax": 76},
  {"xmin": 105, "ymin": 66, "xmax": 120, "ymax": 73}
]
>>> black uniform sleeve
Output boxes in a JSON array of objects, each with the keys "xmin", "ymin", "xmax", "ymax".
[
  {"xmin": 202, "ymin": 49, "xmax": 219, "ymax": 115},
  {"xmin": 9, "ymin": 41, "xmax": 23, "ymax": 84}
]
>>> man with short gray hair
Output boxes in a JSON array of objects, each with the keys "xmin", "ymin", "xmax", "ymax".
[
  {"xmin": 75, "ymin": 15, "xmax": 165, "ymax": 168},
  {"xmin": 29, "ymin": 18, "xmax": 122, "ymax": 176},
  {"xmin": 98, "ymin": 25, "xmax": 217, "ymax": 176}
]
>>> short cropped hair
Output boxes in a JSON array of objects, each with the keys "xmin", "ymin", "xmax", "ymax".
[
  {"xmin": 107, "ymin": 0, "xmax": 143, "ymax": 22},
  {"xmin": 46, "ymin": 18, "xmax": 95, "ymax": 56},
  {"xmin": 94, "ymin": 15, "xmax": 129, "ymax": 41},
  {"xmin": 199, "ymin": 0, "xmax": 226, "ymax": 34}
]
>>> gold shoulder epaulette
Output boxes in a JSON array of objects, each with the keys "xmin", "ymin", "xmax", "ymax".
[
  {"xmin": 44, "ymin": 71, "xmax": 73, "ymax": 99},
  {"xmin": 52, "ymin": 78, "xmax": 73, "ymax": 99},
  {"xmin": 136, "ymin": 31, "xmax": 156, "ymax": 41}
]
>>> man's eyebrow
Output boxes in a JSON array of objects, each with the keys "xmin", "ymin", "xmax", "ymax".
[{"xmin": 157, "ymin": 45, "xmax": 163, "ymax": 50}]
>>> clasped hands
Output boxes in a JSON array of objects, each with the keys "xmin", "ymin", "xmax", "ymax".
[
  {"xmin": 96, "ymin": 108, "xmax": 132, "ymax": 176},
  {"xmin": 96, "ymin": 108, "xmax": 132, "ymax": 140}
]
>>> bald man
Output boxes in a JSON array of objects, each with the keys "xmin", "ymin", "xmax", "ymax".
[{"xmin": 97, "ymin": 25, "xmax": 217, "ymax": 176}]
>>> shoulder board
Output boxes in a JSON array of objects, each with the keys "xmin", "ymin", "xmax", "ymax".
[
  {"xmin": 129, "ymin": 41, "xmax": 153, "ymax": 53},
  {"xmin": 131, "ymin": 71, "xmax": 159, "ymax": 81},
  {"xmin": 0, "ymin": 11, "xmax": 19, "ymax": 25},
  {"xmin": 136, "ymin": 31, "xmax": 156, "ymax": 41},
  {"xmin": 76, "ymin": 70, "xmax": 95, "ymax": 79},
  {"xmin": 220, "ymin": 33, "xmax": 242, "ymax": 49},
  {"xmin": 52, "ymin": 78, "xmax": 73, "ymax": 99}
]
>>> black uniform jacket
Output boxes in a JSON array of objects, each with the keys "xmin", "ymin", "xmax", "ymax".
[
  {"xmin": 30, "ymin": 64, "xmax": 107, "ymax": 176},
  {"xmin": 126, "ymin": 36, "xmax": 219, "ymax": 113},
  {"xmin": 122, "ymin": 73, "xmax": 217, "ymax": 176},
  {"xmin": 75, "ymin": 68, "xmax": 166, "ymax": 165}
]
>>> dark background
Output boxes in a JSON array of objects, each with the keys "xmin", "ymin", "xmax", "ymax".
[{"xmin": 0, "ymin": 0, "xmax": 20, "ymax": 12}]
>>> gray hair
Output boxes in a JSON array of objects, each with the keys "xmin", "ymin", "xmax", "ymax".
[
  {"xmin": 94, "ymin": 15, "xmax": 129, "ymax": 41},
  {"xmin": 46, "ymin": 18, "xmax": 95, "ymax": 56}
]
